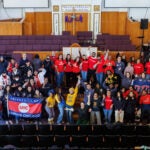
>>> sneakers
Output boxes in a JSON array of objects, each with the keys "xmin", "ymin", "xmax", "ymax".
[{"xmin": 48, "ymin": 118, "xmax": 54, "ymax": 124}]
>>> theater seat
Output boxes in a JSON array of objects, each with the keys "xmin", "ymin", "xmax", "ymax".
[
  {"xmin": 87, "ymin": 135, "xmax": 104, "ymax": 148},
  {"xmin": 38, "ymin": 124, "xmax": 51, "ymax": 135},
  {"xmin": 38, "ymin": 135, "xmax": 54, "ymax": 147},
  {"xmin": 54, "ymin": 135, "xmax": 70, "ymax": 147},
  {"xmin": 21, "ymin": 135, "xmax": 38, "ymax": 148},
  {"xmin": 23, "ymin": 124, "xmax": 37, "ymax": 135},
  {"xmin": 52, "ymin": 125, "xmax": 65, "ymax": 135},
  {"xmin": 70, "ymin": 135, "xmax": 87, "ymax": 148},
  {"xmin": 121, "ymin": 135, "xmax": 137, "ymax": 148},
  {"xmin": 0, "ymin": 125, "xmax": 9, "ymax": 135},
  {"xmin": 137, "ymin": 135, "xmax": 150, "ymax": 146},
  {"xmin": 3, "ymin": 135, "xmax": 22, "ymax": 147},
  {"xmin": 9, "ymin": 124, "xmax": 23, "ymax": 135}
]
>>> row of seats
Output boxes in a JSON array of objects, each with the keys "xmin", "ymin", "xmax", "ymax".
[
  {"xmin": 96, "ymin": 34, "xmax": 136, "ymax": 51},
  {"xmin": 0, "ymin": 39, "xmax": 78, "ymax": 45},
  {"xmin": 0, "ymin": 44, "xmax": 67, "ymax": 52},
  {"xmin": 0, "ymin": 134, "xmax": 149, "ymax": 148},
  {"xmin": 0, "ymin": 35, "xmax": 77, "ymax": 40},
  {"xmin": 0, "ymin": 33, "xmax": 137, "ymax": 53},
  {"xmin": 77, "ymin": 31, "xmax": 93, "ymax": 41},
  {"xmin": 0, "ymin": 35, "xmax": 80, "ymax": 52},
  {"xmin": 0, "ymin": 124, "xmax": 149, "ymax": 136}
]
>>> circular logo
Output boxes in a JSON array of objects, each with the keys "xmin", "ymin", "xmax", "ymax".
[{"xmin": 18, "ymin": 103, "xmax": 30, "ymax": 113}]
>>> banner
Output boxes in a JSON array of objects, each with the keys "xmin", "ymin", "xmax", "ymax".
[{"xmin": 8, "ymin": 95, "xmax": 42, "ymax": 118}]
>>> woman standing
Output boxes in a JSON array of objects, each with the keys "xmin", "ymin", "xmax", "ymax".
[
  {"xmin": 102, "ymin": 90, "xmax": 114, "ymax": 123},
  {"xmin": 124, "ymin": 91, "xmax": 137, "ymax": 123},
  {"xmin": 72, "ymin": 56, "xmax": 81, "ymax": 85},
  {"xmin": 55, "ymin": 54, "xmax": 65, "ymax": 87},
  {"xmin": 113, "ymin": 91, "xmax": 125, "ymax": 123},
  {"xmin": 45, "ymin": 90, "xmax": 55, "ymax": 124},
  {"xmin": 55, "ymin": 88, "xmax": 65, "ymax": 124},
  {"xmin": 89, "ymin": 92, "xmax": 102, "ymax": 125}
]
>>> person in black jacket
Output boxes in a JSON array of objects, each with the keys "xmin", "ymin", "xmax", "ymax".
[
  {"xmin": 89, "ymin": 92, "xmax": 102, "ymax": 125},
  {"xmin": 0, "ymin": 56, "xmax": 8, "ymax": 75},
  {"xmin": 13, "ymin": 85, "xmax": 23, "ymax": 97},
  {"xmin": 124, "ymin": 91, "xmax": 137, "ymax": 123},
  {"xmin": 113, "ymin": 91, "xmax": 125, "ymax": 123},
  {"xmin": 76, "ymin": 102, "xmax": 89, "ymax": 125}
]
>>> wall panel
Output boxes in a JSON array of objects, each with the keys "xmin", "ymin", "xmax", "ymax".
[
  {"xmin": 0, "ymin": 22, "xmax": 22, "ymax": 35},
  {"xmin": 23, "ymin": 12, "xmax": 52, "ymax": 35},
  {"xmin": 35, "ymin": 12, "xmax": 52, "ymax": 35},
  {"xmin": 64, "ymin": 13, "xmax": 88, "ymax": 35},
  {"xmin": 101, "ymin": 12, "xmax": 150, "ymax": 47},
  {"xmin": 23, "ymin": 12, "xmax": 35, "ymax": 35},
  {"xmin": 101, "ymin": 12, "xmax": 118, "ymax": 34}
]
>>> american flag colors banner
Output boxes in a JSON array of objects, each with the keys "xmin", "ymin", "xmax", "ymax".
[{"xmin": 8, "ymin": 95, "xmax": 42, "ymax": 118}]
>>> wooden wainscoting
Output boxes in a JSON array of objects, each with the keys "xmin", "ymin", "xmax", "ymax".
[{"xmin": 0, "ymin": 22, "xmax": 22, "ymax": 35}]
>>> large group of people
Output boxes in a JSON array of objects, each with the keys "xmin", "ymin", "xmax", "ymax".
[{"xmin": 0, "ymin": 49, "xmax": 149, "ymax": 125}]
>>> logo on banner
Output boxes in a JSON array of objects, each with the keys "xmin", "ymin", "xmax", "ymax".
[{"xmin": 18, "ymin": 103, "xmax": 30, "ymax": 113}]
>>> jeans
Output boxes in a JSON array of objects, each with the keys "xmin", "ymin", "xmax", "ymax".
[
  {"xmin": 90, "ymin": 111, "xmax": 101, "ymax": 125},
  {"xmin": 96, "ymin": 72, "xmax": 104, "ymax": 86},
  {"xmin": 65, "ymin": 107, "xmax": 73, "ymax": 124},
  {"xmin": 103, "ymin": 109, "xmax": 113, "ymax": 123},
  {"xmin": 57, "ymin": 104, "xmax": 64, "ymax": 124},
  {"xmin": 56, "ymin": 72, "xmax": 64, "ymax": 87},
  {"xmin": 45, "ymin": 106, "xmax": 55, "ymax": 120},
  {"xmin": 87, "ymin": 69, "xmax": 96, "ymax": 83},
  {"xmin": 81, "ymin": 71, "xmax": 87, "ymax": 82},
  {"xmin": 65, "ymin": 72, "xmax": 73, "ymax": 87}
]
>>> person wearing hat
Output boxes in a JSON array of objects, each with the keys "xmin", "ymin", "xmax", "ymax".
[
  {"xmin": 65, "ymin": 76, "xmax": 81, "ymax": 124},
  {"xmin": 45, "ymin": 89, "xmax": 55, "ymax": 124}
]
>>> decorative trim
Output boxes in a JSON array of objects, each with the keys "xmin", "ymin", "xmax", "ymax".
[
  {"xmin": 53, "ymin": 13, "xmax": 59, "ymax": 35},
  {"xmin": 93, "ymin": 13, "xmax": 100, "ymax": 39},
  {"xmin": 62, "ymin": 5, "xmax": 91, "ymax": 12},
  {"xmin": 53, "ymin": 5, "xmax": 59, "ymax": 12},
  {"xmin": 94, "ymin": 5, "xmax": 100, "ymax": 11}
]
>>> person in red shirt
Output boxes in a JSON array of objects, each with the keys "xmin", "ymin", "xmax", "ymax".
[
  {"xmin": 64, "ymin": 54, "xmax": 73, "ymax": 87},
  {"xmin": 94, "ymin": 56, "xmax": 105, "ymax": 86},
  {"xmin": 133, "ymin": 59, "xmax": 144, "ymax": 76},
  {"xmin": 72, "ymin": 56, "xmax": 81, "ymax": 85},
  {"xmin": 87, "ymin": 52, "xmax": 98, "ymax": 84},
  {"xmin": 139, "ymin": 90, "xmax": 150, "ymax": 122},
  {"xmin": 7, "ymin": 58, "xmax": 18, "ymax": 76},
  {"xmin": 33, "ymin": 70, "xmax": 42, "ymax": 88},
  {"xmin": 104, "ymin": 55, "xmax": 115, "ymax": 73},
  {"xmin": 102, "ymin": 90, "xmax": 113, "ymax": 123},
  {"xmin": 55, "ymin": 54, "xmax": 65, "ymax": 87},
  {"xmin": 123, "ymin": 86, "xmax": 138, "ymax": 99},
  {"xmin": 80, "ymin": 55, "xmax": 88, "ymax": 82},
  {"xmin": 145, "ymin": 57, "xmax": 150, "ymax": 80}
]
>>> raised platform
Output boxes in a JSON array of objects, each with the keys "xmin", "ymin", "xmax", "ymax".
[{"xmin": 13, "ymin": 50, "xmax": 140, "ymax": 61}]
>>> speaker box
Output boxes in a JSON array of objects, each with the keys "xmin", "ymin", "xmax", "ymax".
[{"xmin": 140, "ymin": 19, "xmax": 148, "ymax": 29}]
